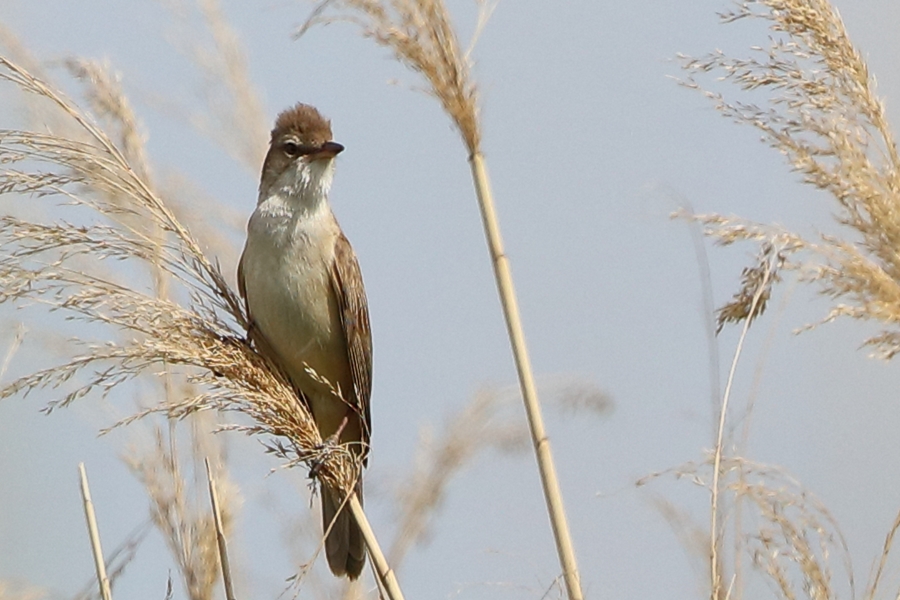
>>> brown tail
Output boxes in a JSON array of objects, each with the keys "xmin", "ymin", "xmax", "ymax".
[{"xmin": 322, "ymin": 484, "xmax": 365, "ymax": 579}]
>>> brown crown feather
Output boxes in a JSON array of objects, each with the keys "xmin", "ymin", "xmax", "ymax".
[{"xmin": 271, "ymin": 103, "xmax": 333, "ymax": 146}]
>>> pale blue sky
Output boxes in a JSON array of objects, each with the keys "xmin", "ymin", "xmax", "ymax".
[{"xmin": 2, "ymin": 1, "xmax": 900, "ymax": 599}]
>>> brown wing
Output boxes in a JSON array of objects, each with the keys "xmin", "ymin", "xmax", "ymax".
[{"xmin": 329, "ymin": 232, "xmax": 373, "ymax": 455}]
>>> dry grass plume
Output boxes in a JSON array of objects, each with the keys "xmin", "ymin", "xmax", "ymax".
[
  {"xmin": 673, "ymin": 1, "xmax": 900, "ymax": 599},
  {"xmin": 679, "ymin": 0, "xmax": 900, "ymax": 356}
]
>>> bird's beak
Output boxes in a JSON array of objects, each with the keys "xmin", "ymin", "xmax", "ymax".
[{"xmin": 309, "ymin": 141, "xmax": 344, "ymax": 161}]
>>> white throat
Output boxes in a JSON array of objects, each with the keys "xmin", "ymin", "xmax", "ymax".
[{"xmin": 259, "ymin": 158, "xmax": 335, "ymax": 217}]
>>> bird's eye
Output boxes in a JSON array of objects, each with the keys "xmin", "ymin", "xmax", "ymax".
[{"xmin": 283, "ymin": 141, "xmax": 301, "ymax": 157}]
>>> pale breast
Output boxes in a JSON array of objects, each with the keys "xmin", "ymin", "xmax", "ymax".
[{"xmin": 241, "ymin": 197, "xmax": 348, "ymax": 396}]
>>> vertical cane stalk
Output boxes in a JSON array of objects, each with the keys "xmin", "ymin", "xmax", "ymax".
[
  {"xmin": 79, "ymin": 463, "xmax": 113, "ymax": 600},
  {"xmin": 348, "ymin": 493, "xmax": 405, "ymax": 600},
  {"xmin": 205, "ymin": 458, "xmax": 236, "ymax": 600},
  {"xmin": 469, "ymin": 153, "xmax": 583, "ymax": 599}
]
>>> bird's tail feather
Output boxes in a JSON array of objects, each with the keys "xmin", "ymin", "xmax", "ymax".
[{"xmin": 322, "ymin": 484, "xmax": 365, "ymax": 579}]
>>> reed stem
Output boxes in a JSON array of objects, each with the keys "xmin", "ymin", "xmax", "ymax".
[
  {"xmin": 468, "ymin": 152, "xmax": 583, "ymax": 600},
  {"xmin": 78, "ymin": 463, "xmax": 113, "ymax": 600}
]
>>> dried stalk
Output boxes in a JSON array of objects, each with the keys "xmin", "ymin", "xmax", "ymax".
[
  {"xmin": 469, "ymin": 153, "xmax": 582, "ymax": 598},
  {"xmin": 204, "ymin": 458, "xmax": 235, "ymax": 600},
  {"xmin": 709, "ymin": 244, "xmax": 783, "ymax": 600},
  {"xmin": 348, "ymin": 494, "xmax": 404, "ymax": 600},
  {"xmin": 78, "ymin": 463, "xmax": 113, "ymax": 600}
]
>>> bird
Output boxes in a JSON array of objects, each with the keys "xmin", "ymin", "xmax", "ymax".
[{"xmin": 237, "ymin": 103, "xmax": 371, "ymax": 579}]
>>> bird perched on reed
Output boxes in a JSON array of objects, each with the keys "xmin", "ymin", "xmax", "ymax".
[{"xmin": 238, "ymin": 103, "xmax": 371, "ymax": 579}]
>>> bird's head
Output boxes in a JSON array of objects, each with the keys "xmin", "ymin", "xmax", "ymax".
[{"xmin": 258, "ymin": 103, "xmax": 344, "ymax": 207}]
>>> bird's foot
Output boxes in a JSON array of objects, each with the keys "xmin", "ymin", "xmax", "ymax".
[{"xmin": 309, "ymin": 416, "xmax": 350, "ymax": 481}]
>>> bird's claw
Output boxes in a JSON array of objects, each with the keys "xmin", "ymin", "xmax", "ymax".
[{"xmin": 309, "ymin": 416, "xmax": 350, "ymax": 480}]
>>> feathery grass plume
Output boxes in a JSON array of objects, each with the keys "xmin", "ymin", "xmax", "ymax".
[
  {"xmin": 679, "ymin": 0, "xmax": 900, "ymax": 356},
  {"xmin": 62, "ymin": 55, "xmax": 235, "ymax": 291},
  {"xmin": 297, "ymin": 3, "xmax": 584, "ymax": 597},
  {"xmin": 715, "ymin": 242, "xmax": 786, "ymax": 334},
  {"xmin": 639, "ymin": 456, "xmax": 855, "ymax": 600},
  {"xmin": 733, "ymin": 458, "xmax": 853, "ymax": 600},
  {"xmin": 0, "ymin": 55, "xmax": 360, "ymax": 531},
  {"xmin": 63, "ymin": 58, "xmax": 152, "ymax": 186},
  {"xmin": 62, "ymin": 56, "xmax": 179, "ymax": 307},
  {"xmin": 674, "ymin": 2, "xmax": 900, "ymax": 598}
]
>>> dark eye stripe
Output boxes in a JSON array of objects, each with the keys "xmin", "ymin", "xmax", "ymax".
[{"xmin": 283, "ymin": 141, "xmax": 319, "ymax": 157}]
